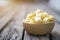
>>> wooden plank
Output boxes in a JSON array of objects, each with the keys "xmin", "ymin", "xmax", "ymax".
[
  {"xmin": 50, "ymin": 23, "xmax": 60, "ymax": 40},
  {"xmin": 0, "ymin": 23, "xmax": 24, "ymax": 40},
  {"xmin": 0, "ymin": 4, "xmax": 28, "ymax": 40},
  {"xmin": 0, "ymin": 6, "xmax": 19, "ymax": 30},
  {"xmin": 50, "ymin": 32, "xmax": 60, "ymax": 40},
  {"xmin": 24, "ymin": 31, "xmax": 49, "ymax": 40}
]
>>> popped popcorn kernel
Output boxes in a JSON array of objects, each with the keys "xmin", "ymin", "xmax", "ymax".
[
  {"xmin": 35, "ymin": 9, "xmax": 42, "ymax": 14},
  {"xmin": 43, "ymin": 17, "xmax": 49, "ymax": 23},
  {"xmin": 34, "ymin": 17, "xmax": 43, "ymax": 23},
  {"xmin": 48, "ymin": 15, "xmax": 54, "ymax": 21},
  {"xmin": 24, "ymin": 10, "xmax": 54, "ymax": 24},
  {"xmin": 41, "ymin": 12, "xmax": 48, "ymax": 19}
]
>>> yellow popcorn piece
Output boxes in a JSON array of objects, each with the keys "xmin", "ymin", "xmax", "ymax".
[
  {"xmin": 31, "ymin": 13, "xmax": 36, "ymax": 17},
  {"xmin": 35, "ymin": 9, "xmax": 42, "ymax": 14},
  {"xmin": 26, "ymin": 13, "xmax": 36, "ymax": 20},
  {"xmin": 43, "ymin": 17, "xmax": 49, "ymax": 23},
  {"xmin": 48, "ymin": 15, "xmax": 54, "ymax": 21},
  {"xmin": 29, "ymin": 19, "xmax": 35, "ymax": 23},
  {"xmin": 25, "ymin": 19, "xmax": 30, "ymax": 22},
  {"xmin": 41, "ymin": 12, "xmax": 48, "ymax": 19},
  {"xmin": 26, "ymin": 13, "xmax": 33, "ymax": 20},
  {"xmin": 34, "ymin": 17, "xmax": 43, "ymax": 23}
]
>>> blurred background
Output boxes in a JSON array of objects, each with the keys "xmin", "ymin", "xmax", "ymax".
[
  {"xmin": 0, "ymin": 0, "xmax": 60, "ymax": 22},
  {"xmin": 0, "ymin": 0, "xmax": 60, "ymax": 32}
]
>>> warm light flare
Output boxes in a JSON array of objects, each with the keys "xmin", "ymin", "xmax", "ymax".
[{"xmin": 0, "ymin": 0, "xmax": 8, "ymax": 6}]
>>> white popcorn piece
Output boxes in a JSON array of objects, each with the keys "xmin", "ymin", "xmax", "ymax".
[
  {"xmin": 35, "ymin": 9, "xmax": 42, "ymax": 14},
  {"xmin": 26, "ymin": 13, "xmax": 32, "ymax": 18},
  {"xmin": 34, "ymin": 17, "xmax": 42, "ymax": 23},
  {"xmin": 41, "ymin": 12, "xmax": 48, "ymax": 19},
  {"xmin": 29, "ymin": 19, "xmax": 35, "ymax": 23},
  {"xmin": 43, "ymin": 17, "xmax": 49, "ymax": 22},
  {"xmin": 48, "ymin": 15, "xmax": 54, "ymax": 19},
  {"xmin": 48, "ymin": 15, "xmax": 54, "ymax": 21},
  {"xmin": 36, "ymin": 13, "xmax": 42, "ymax": 17}
]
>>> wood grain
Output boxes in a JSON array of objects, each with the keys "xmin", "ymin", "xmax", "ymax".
[
  {"xmin": 0, "ymin": 6, "xmax": 19, "ymax": 30},
  {"xmin": 24, "ymin": 31, "xmax": 49, "ymax": 40},
  {"xmin": 0, "ymin": 4, "xmax": 28, "ymax": 40}
]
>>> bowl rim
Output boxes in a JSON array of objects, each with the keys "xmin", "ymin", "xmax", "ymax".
[{"xmin": 23, "ymin": 19, "xmax": 55, "ymax": 25}]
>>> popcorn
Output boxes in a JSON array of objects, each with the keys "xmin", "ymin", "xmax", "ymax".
[
  {"xmin": 26, "ymin": 13, "xmax": 36, "ymax": 20},
  {"xmin": 41, "ymin": 12, "xmax": 48, "ymax": 19},
  {"xmin": 31, "ymin": 13, "xmax": 36, "ymax": 17},
  {"xmin": 35, "ymin": 9, "xmax": 42, "ymax": 14},
  {"xmin": 29, "ymin": 19, "xmax": 35, "ymax": 23},
  {"xmin": 48, "ymin": 15, "xmax": 54, "ymax": 21},
  {"xmin": 25, "ymin": 19, "xmax": 30, "ymax": 22},
  {"xmin": 34, "ymin": 17, "xmax": 42, "ymax": 23},
  {"xmin": 26, "ymin": 13, "xmax": 33, "ymax": 20},
  {"xmin": 43, "ymin": 17, "xmax": 49, "ymax": 23},
  {"xmin": 36, "ymin": 13, "xmax": 42, "ymax": 17},
  {"xmin": 24, "ymin": 10, "xmax": 54, "ymax": 24}
]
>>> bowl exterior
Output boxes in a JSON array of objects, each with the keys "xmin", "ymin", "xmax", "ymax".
[{"xmin": 23, "ymin": 22, "xmax": 55, "ymax": 35}]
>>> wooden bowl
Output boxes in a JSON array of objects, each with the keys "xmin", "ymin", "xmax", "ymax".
[{"xmin": 23, "ymin": 20, "xmax": 55, "ymax": 35}]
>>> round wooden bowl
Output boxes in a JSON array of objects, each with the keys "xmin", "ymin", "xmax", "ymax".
[{"xmin": 23, "ymin": 20, "xmax": 55, "ymax": 35}]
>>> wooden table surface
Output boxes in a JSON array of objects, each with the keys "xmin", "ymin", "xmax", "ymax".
[{"xmin": 0, "ymin": 1, "xmax": 60, "ymax": 40}]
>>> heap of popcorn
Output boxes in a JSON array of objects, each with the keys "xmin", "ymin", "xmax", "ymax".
[{"xmin": 24, "ymin": 10, "xmax": 54, "ymax": 24}]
